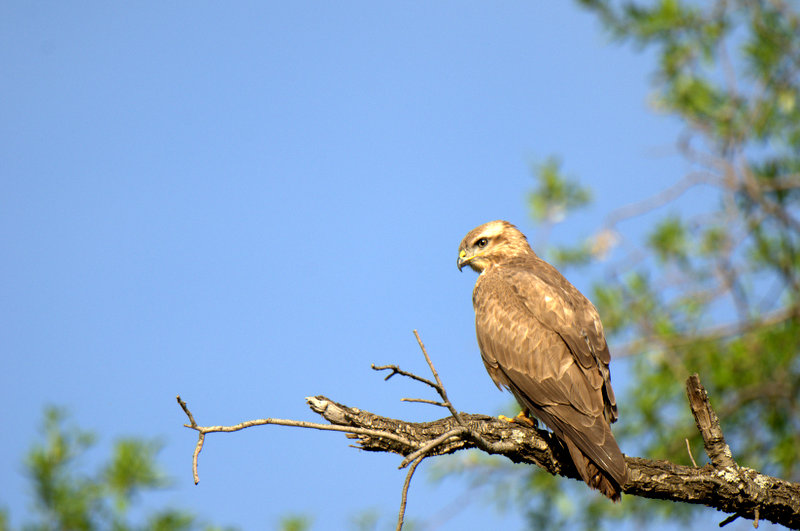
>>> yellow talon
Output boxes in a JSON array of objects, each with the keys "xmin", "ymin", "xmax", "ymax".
[{"xmin": 498, "ymin": 411, "xmax": 538, "ymax": 428}]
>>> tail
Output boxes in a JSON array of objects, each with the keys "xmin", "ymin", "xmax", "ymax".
[
  {"xmin": 504, "ymin": 378, "xmax": 628, "ymax": 501},
  {"xmin": 562, "ymin": 438, "xmax": 625, "ymax": 501}
]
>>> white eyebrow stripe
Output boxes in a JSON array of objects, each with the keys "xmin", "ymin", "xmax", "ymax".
[{"xmin": 478, "ymin": 221, "xmax": 506, "ymax": 239}]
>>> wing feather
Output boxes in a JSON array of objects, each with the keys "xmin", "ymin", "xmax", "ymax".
[
  {"xmin": 504, "ymin": 260, "xmax": 619, "ymax": 423},
  {"xmin": 473, "ymin": 264, "xmax": 627, "ymax": 488}
]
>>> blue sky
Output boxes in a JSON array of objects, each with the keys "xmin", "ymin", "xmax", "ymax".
[{"xmin": 0, "ymin": 2, "xmax": 757, "ymax": 530}]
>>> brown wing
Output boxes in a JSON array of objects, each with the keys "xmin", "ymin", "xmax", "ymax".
[
  {"xmin": 473, "ymin": 264, "xmax": 627, "ymax": 493},
  {"xmin": 504, "ymin": 258, "xmax": 618, "ymax": 424}
]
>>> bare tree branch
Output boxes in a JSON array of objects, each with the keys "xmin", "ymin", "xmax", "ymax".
[
  {"xmin": 603, "ymin": 170, "xmax": 716, "ymax": 231},
  {"xmin": 178, "ymin": 335, "xmax": 800, "ymax": 530},
  {"xmin": 686, "ymin": 374, "xmax": 736, "ymax": 469},
  {"xmin": 176, "ymin": 395, "xmax": 414, "ymax": 485},
  {"xmin": 178, "ymin": 374, "xmax": 800, "ymax": 529}
]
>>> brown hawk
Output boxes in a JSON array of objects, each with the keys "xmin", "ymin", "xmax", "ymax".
[{"xmin": 457, "ymin": 220, "xmax": 627, "ymax": 500}]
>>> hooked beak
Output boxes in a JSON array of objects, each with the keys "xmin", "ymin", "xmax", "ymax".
[{"xmin": 457, "ymin": 249, "xmax": 469, "ymax": 272}]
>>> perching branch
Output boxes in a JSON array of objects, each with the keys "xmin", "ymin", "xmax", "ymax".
[
  {"xmin": 175, "ymin": 395, "xmax": 415, "ymax": 485},
  {"xmin": 178, "ymin": 336, "xmax": 800, "ymax": 529},
  {"xmin": 686, "ymin": 374, "xmax": 736, "ymax": 470}
]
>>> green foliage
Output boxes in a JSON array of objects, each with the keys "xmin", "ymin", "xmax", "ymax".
[
  {"xmin": 527, "ymin": 158, "xmax": 592, "ymax": 224},
  {"xmin": 526, "ymin": 157, "xmax": 599, "ymax": 268},
  {"xmin": 277, "ymin": 514, "xmax": 312, "ymax": 531},
  {"xmin": 647, "ymin": 215, "xmax": 688, "ymax": 263},
  {"xmin": 449, "ymin": 0, "xmax": 800, "ymax": 528},
  {"xmin": 103, "ymin": 438, "xmax": 168, "ymax": 513},
  {"xmin": 8, "ymin": 407, "xmax": 232, "ymax": 531},
  {"xmin": 550, "ymin": 242, "xmax": 594, "ymax": 268}
]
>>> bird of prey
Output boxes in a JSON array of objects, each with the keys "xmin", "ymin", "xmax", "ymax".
[{"xmin": 457, "ymin": 220, "xmax": 627, "ymax": 500}]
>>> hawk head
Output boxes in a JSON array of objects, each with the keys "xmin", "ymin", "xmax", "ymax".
[{"xmin": 457, "ymin": 220, "xmax": 534, "ymax": 272}]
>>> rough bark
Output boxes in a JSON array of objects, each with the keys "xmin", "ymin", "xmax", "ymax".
[
  {"xmin": 179, "ymin": 371, "xmax": 800, "ymax": 529},
  {"xmin": 306, "ymin": 381, "xmax": 800, "ymax": 529}
]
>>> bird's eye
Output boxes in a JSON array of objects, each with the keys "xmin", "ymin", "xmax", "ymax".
[{"xmin": 476, "ymin": 238, "xmax": 488, "ymax": 248}]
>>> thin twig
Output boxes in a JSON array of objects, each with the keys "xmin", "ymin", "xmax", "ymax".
[
  {"xmin": 372, "ymin": 364, "xmax": 454, "ymax": 410},
  {"xmin": 685, "ymin": 438, "xmax": 698, "ymax": 467},
  {"xmin": 604, "ymin": 171, "xmax": 715, "ymax": 230},
  {"xmin": 408, "ymin": 331, "xmax": 514, "ymax": 455},
  {"xmin": 176, "ymin": 396, "xmax": 202, "ymax": 484},
  {"xmin": 413, "ymin": 329, "xmax": 466, "ymax": 426},
  {"xmin": 192, "ymin": 417, "xmax": 413, "ymax": 444},
  {"xmin": 176, "ymin": 395, "xmax": 197, "ymax": 427},
  {"xmin": 719, "ymin": 513, "xmax": 740, "ymax": 527},
  {"xmin": 176, "ymin": 396, "xmax": 414, "ymax": 484},
  {"xmin": 741, "ymin": 162, "xmax": 800, "ymax": 235},
  {"xmin": 373, "ymin": 331, "xmax": 513, "ymax": 472},
  {"xmin": 399, "ymin": 427, "xmax": 468, "ymax": 469},
  {"xmin": 401, "ymin": 397, "xmax": 447, "ymax": 407},
  {"xmin": 396, "ymin": 455, "xmax": 425, "ymax": 531},
  {"xmin": 372, "ymin": 364, "xmax": 438, "ymax": 389},
  {"xmin": 413, "ymin": 330, "xmax": 443, "ymax": 387},
  {"xmin": 192, "ymin": 433, "xmax": 204, "ymax": 485}
]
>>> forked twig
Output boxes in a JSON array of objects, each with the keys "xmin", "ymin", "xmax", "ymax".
[
  {"xmin": 371, "ymin": 363, "xmax": 438, "ymax": 390},
  {"xmin": 373, "ymin": 331, "xmax": 467, "ymax": 425},
  {"xmin": 413, "ymin": 330, "xmax": 466, "ymax": 426},
  {"xmin": 375, "ymin": 331, "xmax": 517, "ymax": 458},
  {"xmin": 399, "ymin": 426, "xmax": 469, "ymax": 468},
  {"xmin": 175, "ymin": 395, "xmax": 413, "ymax": 485},
  {"xmin": 396, "ymin": 455, "xmax": 425, "ymax": 531},
  {"xmin": 176, "ymin": 395, "xmax": 202, "ymax": 484},
  {"xmin": 373, "ymin": 330, "xmax": 515, "ymax": 529},
  {"xmin": 373, "ymin": 331, "xmax": 517, "ymax": 460}
]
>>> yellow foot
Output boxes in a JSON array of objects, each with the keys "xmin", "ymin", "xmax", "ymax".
[{"xmin": 498, "ymin": 411, "xmax": 538, "ymax": 428}]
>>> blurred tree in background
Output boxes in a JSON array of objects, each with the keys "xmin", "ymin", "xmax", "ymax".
[
  {"xmin": 5, "ymin": 2, "xmax": 797, "ymax": 529},
  {"xmin": 445, "ymin": 0, "xmax": 800, "ymax": 528},
  {"xmin": 0, "ymin": 407, "xmax": 234, "ymax": 531}
]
